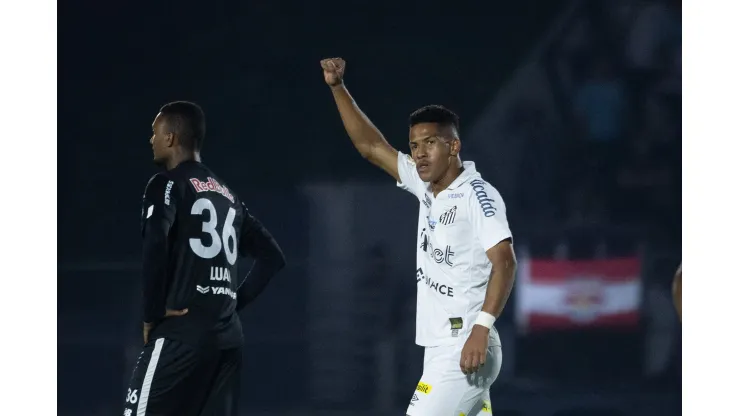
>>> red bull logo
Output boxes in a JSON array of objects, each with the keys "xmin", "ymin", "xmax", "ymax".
[
  {"xmin": 564, "ymin": 278, "xmax": 605, "ymax": 323},
  {"xmin": 189, "ymin": 177, "xmax": 235, "ymax": 203}
]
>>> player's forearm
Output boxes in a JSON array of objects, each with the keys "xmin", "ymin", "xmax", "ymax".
[
  {"xmin": 141, "ymin": 237, "xmax": 169, "ymax": 323},
  {"xmin": 480, "ymin": 259, "xmax": 517, "ymax": 319},
  {"xmin": 330, "ymin": 84, "xmax": 390, "ymax": 160},
  {"xmin": 236, "ymin": 254, "xmax": 286, "ymax": 311}
]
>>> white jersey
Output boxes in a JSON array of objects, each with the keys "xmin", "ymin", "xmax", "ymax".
[{"xmin": 396, "ymin": 152, "xmax": 513, "ymax": 347}]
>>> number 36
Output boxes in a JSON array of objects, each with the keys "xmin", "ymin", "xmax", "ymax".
[{"xmin": 189, "ymin": 198, "xmax": 238, "ymax": 265}]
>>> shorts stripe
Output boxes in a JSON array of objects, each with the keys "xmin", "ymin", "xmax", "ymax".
[{"xmin": 136, "ymin": 338, "xmax": 165, "ymax": 416}]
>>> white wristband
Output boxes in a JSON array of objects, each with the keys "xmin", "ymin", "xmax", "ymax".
[{"xmin": 474, "ymin": 312, "xmax": 496, "ymax": 329}]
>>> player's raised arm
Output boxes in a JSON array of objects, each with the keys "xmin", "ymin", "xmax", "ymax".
[
  {"xmin": 235, "ymin": 204, "xmax": 286, "ymax": 311},
  {"xmin": 321, "ymin": 57, "xmax": 400, "ymax": 182}
]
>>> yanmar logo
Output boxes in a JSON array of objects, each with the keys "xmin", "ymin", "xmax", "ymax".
[
  {"xmin": 189, "ymin": 177, "xmax": 235, "ymax": 203},
  {"xmin": 196, "ymin": 285, "xmax": 237, "ymax": 299}
]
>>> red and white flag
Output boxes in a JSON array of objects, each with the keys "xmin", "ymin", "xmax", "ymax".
[{"xmin": 515, "ymin": 257, "xmax": 642, "ymax": 333}]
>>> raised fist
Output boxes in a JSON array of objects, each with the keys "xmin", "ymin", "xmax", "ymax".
[{"xmin": 320, "ymin": 57, "xmax": 346, "ymax": 87}]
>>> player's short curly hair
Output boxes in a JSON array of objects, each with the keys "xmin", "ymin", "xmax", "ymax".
[
  {"xmin": 159, "ymin": 101, "xmax": 206, "ymax": 151},
  {"xmin": 408, "ymin": 105, "xmax": 460, "ymax": 134}
]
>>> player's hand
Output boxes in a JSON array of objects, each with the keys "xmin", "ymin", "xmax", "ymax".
[
  {"xmin": 460, "ymin": 325, "xmax": 489, "ymax": 375},
  {"xmin": 142, "ymin": 321, "xmax": 155, "ymax": 345},
  {"xmin": 321, "ymin": 58, "xmax": 346, "ymax": 87},
  {"xmin": 142, "ymin": 308, "xmax": 189, "ymax": 344}
]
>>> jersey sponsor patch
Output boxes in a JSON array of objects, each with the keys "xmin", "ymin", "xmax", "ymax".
[
  {"xmin": 416, "ymin": 381, "xmax": 432, "ymax": 394},
  {"xmin": 189, "ymin": 177, "xmax": 235, "ymax": 203},
  {"xmin": 481, "ymin": 400, "xmax": 492, "ymax": 413},
  {"xmin": 417, "ymin": 268, "xmax": 455, "ymax": 298},
  {"xmin": 427, "ymin": 215, "xmax": 437, "ymax": 231},
  {"xmin": 449, "ymin": 317, "xmax": 463, "ymax": 337},
  {"xmin": 164, "ymin": 180, "xmax": 174, "ymax": 205},
  {"xmin": 470, "ymin": 179, "xmax": 497, "ymax": 217},
  {"xmin": 196, "ymin": 285, "xmax": 236, "ymax": 299}
]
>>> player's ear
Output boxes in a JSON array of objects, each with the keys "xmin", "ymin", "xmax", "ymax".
[
  {"xmin": 165, "ymin": 132, "xmax": 175, "ymax": 147},
  {"xmin": 449, "ymin": 138, "xmax": 461, "ymax": 156}
]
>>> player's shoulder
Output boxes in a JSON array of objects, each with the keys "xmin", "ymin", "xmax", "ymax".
[
  {"xmin": 461, "ymin": 174, "xmax": 503, "ymax": 198},
  {"xmin": 401, "ymin": 152, "xmax": 415, "ymax": 164},
  {"xmin": 143, "ymin": 172, "xmax": 174, "ymax": 193},
  {"xmin": 397, "ymin": 152, "xmax": 420, "ymax": 172},
  {"xmin": 460, "ymin": 174, "xmax": 505, "ymax": 216}
]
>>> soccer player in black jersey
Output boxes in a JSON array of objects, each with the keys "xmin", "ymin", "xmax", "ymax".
[{"xmin": 122, "ymin": 101, "xmax": 286, "ymax": 416}]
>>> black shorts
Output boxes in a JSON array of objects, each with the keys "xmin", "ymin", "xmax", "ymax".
[{"xmin": 122, "ymin": 338, "xmax": 242, "ymax": 416}]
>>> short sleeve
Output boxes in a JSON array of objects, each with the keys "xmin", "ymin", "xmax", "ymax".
[
  {"xmin": 467, "ymin": 180, "xmax": 512, "ymax": 252},
  {"xmin": 140, "ymin": 174, "xmax": 178, "ymax": 237},
  {"xmin": 396, "ymin": 152, "xmax": 427, "ymax": 200}
]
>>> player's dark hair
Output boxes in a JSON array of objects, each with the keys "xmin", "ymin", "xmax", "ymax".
[
  {"xmin": 159, "ymin": 101, "xmax": 206, "ymax": 151},
  {"xmin": 408, "ymin": 105, "xmax": 460, "ymax": 133}
]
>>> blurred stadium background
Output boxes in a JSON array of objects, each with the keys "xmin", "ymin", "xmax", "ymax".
[{"xmin": 58, "ymin": 0, "xmax": 681, "ymax": 414}]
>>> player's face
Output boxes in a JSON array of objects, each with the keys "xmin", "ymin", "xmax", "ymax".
[
  {"xmin": 150, "ymin": 113, "xmax": 171, "ymax": 165},
  {"xmin": 408, "ymin": 123, "xmax": 460, "ymax": 182}
]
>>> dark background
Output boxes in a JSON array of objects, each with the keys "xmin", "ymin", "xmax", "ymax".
[{"xmin": 58, "ymin": 0, "xmax": 682, "ymax": 415}]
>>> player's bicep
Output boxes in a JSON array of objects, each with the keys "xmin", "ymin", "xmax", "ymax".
[
  {"xmin": 485, "ymin": 239, "xmax": 516, "ymax": 272},
  {"xmin": 367, "ymin": 141, "xmax": 400, "ymax": 182}
]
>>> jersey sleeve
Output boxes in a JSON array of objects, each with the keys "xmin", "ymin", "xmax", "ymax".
[
  {"xmin": 396, "ymin": 152, "xmax": 427, "ymax": 200},
  {"xmin": 140, "ymin": 174, "xmax": 178, "ymax": 323},
  {"xmin": 236, "ymin": 203, "xmax": 286, "ymax": 310},
  {"xmin": 467, "ymin": 181, "xmax": 513, "ymax": 253},
  {"xmin": 238, "ymin": 203, "xmax": 283, "ymax": 259}
]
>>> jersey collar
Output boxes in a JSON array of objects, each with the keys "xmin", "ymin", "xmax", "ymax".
[
  {"xmin": 424, "ymin": 161, "xmax": 480, "ymax": 194},
  {"xmin": 446, "ymin": 161, "xmax": 479, "ymax": 190}
]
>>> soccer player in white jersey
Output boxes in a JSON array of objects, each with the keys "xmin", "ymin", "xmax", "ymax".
[{"xmin": 321, "ymin": 57, "xmax": 517, "ymax": 416}]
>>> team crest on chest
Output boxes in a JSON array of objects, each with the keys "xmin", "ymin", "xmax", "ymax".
[{"xmin": 439, "ymin": 205, "xmax": 457, "ymax": 226}]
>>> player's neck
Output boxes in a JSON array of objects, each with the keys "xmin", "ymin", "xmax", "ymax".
[
  {"xmin": 430, "ymin": 159, "xmax": 463, "ymax": 197},
  {"xmin": 166, "ymin": 151, "xmax": 201, "ymax": 171}
]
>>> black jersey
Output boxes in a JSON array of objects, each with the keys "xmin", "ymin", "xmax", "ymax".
[{"xmin": 139, "ymin": 160, "xmax": 283, "ymax": 348}]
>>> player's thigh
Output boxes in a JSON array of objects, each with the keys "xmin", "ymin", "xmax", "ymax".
[
  {"xmin": 199, "ymin": 347, "xmax": 243, "ymax": 416},
  {"xmin": 406, "ymin": 345, "xmax": 502, "ymax": 416},
  {"xmin": 123, "ymin": 338, "xmax": 218, "ymax": 416},
  {"xmin": 464, "ymin": 390, "xmax": 493, "ymax": 416},
  {"xmin": 456, "ymin": 346, "xmax": 502, "ymax": 416}
]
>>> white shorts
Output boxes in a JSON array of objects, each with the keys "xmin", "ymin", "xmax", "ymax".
[{"xmin": 405, "ymin": 342, "xmax": 502, "ymax": 416}]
